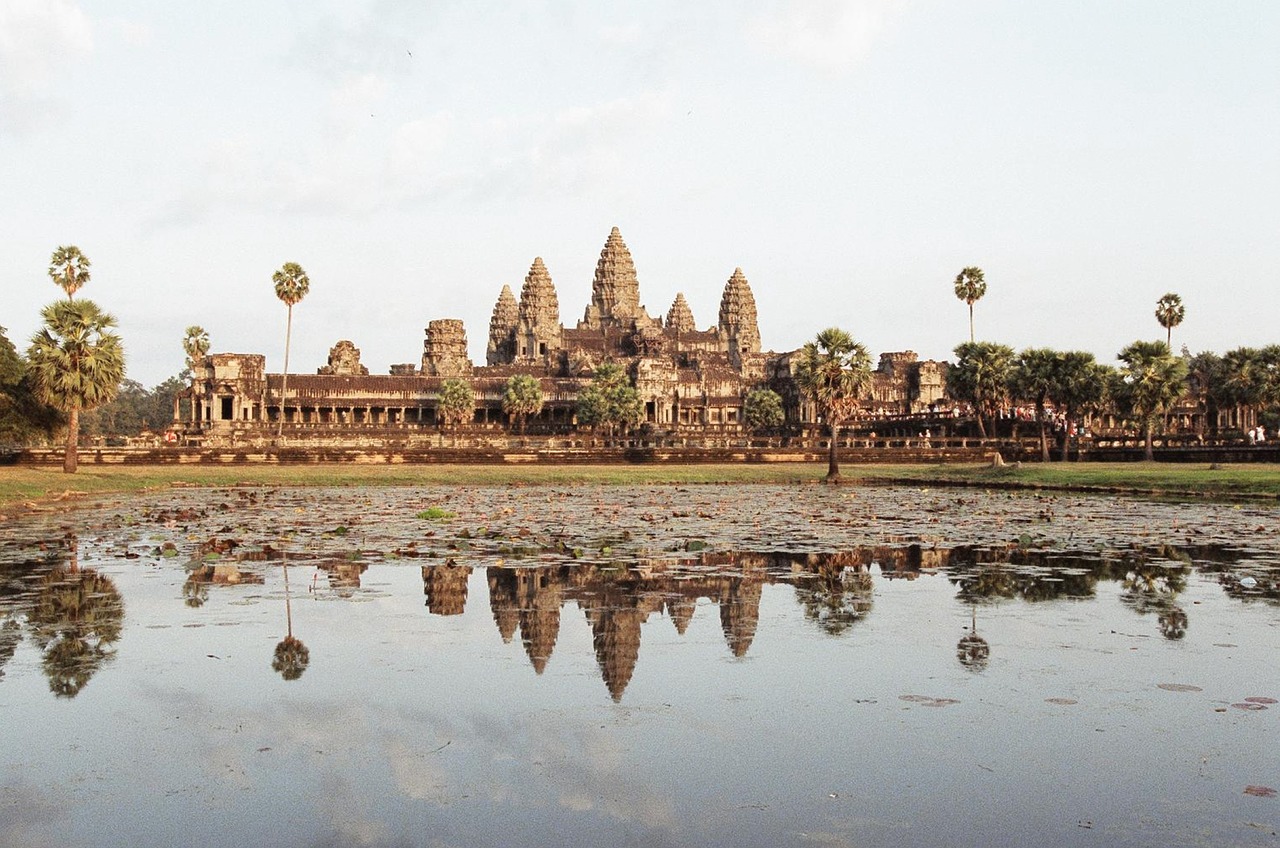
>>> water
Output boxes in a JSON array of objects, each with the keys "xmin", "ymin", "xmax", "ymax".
[{"xmin": 1, "ymin": 485, "xmax": 1277, "ymax": 847}]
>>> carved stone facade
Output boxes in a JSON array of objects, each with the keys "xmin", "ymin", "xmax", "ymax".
[
  {"xmin": 180, "ymin": 227, "xmax": 942, "ymax": 445},
  {"xmin": 318, "ymin": 340, "xmax": 369, "ymax": 376}
]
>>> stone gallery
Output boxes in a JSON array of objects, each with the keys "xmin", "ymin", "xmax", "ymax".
[{"xmin": 180, "ymin": 228, "xmax": 944, "ymax": 446}]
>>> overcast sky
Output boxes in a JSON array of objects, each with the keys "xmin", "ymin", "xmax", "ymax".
[{"xmin": 2, "ymin": 0, "xmax": 1278, "ymax": 387}]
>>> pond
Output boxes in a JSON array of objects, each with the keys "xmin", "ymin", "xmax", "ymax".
[{"xmin": 1, "ymin": 484, "xmax": 1278, "ymax": 848}]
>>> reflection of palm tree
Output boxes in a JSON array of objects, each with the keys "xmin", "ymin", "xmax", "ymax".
[
  {"xmin": 795, "ymin": 562, "xmax": 873, "ymax": 636},
  {"xmin": 957, "ymin": 606, "xmax": 990, "ymax": 672},
  {"xmin": 272, "ymin": 549, "xmax": 309, "ymax": 681},
  {"xmin": 182, "ymin": 572, "xmax": 210, "ymax": 608},
  {"xmin": 27, "ymin": 564, "xmax": 125, "ymax": 698},
  {"xmin": 0, "ymin": 616, "xmax": 22, "ymax": 681},
  {"xmin": 1157, "ymin": 605, "xmax": 1188, "ymax": 640}
]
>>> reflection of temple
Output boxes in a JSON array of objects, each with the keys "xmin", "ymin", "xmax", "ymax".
[
  {"xmin": 484, "ymin": 554, "xmax": 838, "ymax": 701},
  {"xmin": 317, "ymin": 560, "xmax": 368, "ymax": 597},
  {"xmin": 422, "ymin": 561, "xmax": 472, "ymax": 616}
]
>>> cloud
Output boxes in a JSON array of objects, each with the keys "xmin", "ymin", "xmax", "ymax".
[
  {"xmin": 155, "ymin": 87, "xmax": 670, "ymax": 226},
  {"xmin": 745, "ymin": 0, "xmax": 902, "ymax": 73},
  {"xmin": 0, "ymin": 0, "xmax": 93, "ymax": 134}
]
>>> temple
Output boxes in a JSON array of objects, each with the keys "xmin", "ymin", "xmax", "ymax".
[{"xmin": 179, "ymin": 227, "xmax": 946, "ymax": 446}]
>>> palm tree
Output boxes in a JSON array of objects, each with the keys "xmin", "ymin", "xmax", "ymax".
[
  {"xmin": 437, "ymin": 378, "xmax": 475, "ymax": 444},
  {"xmin": 502, "ymin": 374, "xmax": 544, "ymax": 434},
  {"xmin": 48, "ymin": 246, "xmax": 91, "ymax": 300},
  {"xmin": 1115, "ymin": 340, "xmax": 1188, "ymax": 460},
  {"xmin": 1048, "ymin": 351, "xmax": 1109, "ymax": 461},
  {"xmin": 946, "ymin": 341, "xmax": 1015, "ymax": 438},
  {"xmin": 181, "ymin": 325, "xmax": 210, "ymax": 371},
  {"xmin": 1011, "ymin": 347, "xmax": 1060, "ymax": 462},
  {"xmin": 272, "ymin": 549, "xmax": 309, "ymax": 681},
  {"xmin": 26, "ymin": 300, "xmax": 126, "ymax": 473},
  {"xmin": 272, "ymin": 262, "xmax": 310, "ymax": 438},
  {"xmin": 793, "ymin": 327, "xmax": 873, "ymax": 482},
  {"xmin": 1154, "ymin": 293, "xmax": 1185, "ymax": 348},
  {"xmin": 574, "ymin": 362, "xmax": 643, "ymax": 441},
  {"xmin": 953, "ymin": 266, "xmax": 987, "ymax": 343}
]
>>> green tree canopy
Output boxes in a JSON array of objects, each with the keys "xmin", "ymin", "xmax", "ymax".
[
  {"xmin": 744, "ymin": 388, "xmax": 785, "ymax": 431},
  {"xmin": 1115, "ymin": 340, "xmax": 1188, "ymax": 460},
  {"xmin": 502, "ymin": 373, "xmax": 544, "ymax": 433},
  {"xmin": 182, "ymin": 325, "xmax": 210, "ymax": 371},
  {"xmin": 946, "ymin": 341, "xmax": 1015, "ymax": 438},
  {"xmin": 575, "ymin": 362, "xmax": 643, "ymax": 438},
  {"xmin": 27, "ymin": 299, "xmax": 126, "ymax": 473},
  {"xmin": 794, "ymin": 327, "xmax": 872, "ymax": 482}
]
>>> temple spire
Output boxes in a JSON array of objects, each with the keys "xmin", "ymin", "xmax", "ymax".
[
  {"xmin": 718, "ymin": 267, "xmax": 761, "ymax": 365},
  {"xmin": 582, "ymin": 226, "xmax": 646, "ymax": 330},
  {"xmin": 486, "ymin": 284, "xmax": 519, "ymax": 365},
  {"xmin": 515, "ymin": 257, "xmax": 561, "ymax": 363},
  {"xmin": 666, "ymin": 292, "xmax": 695, "ymax": 333}
]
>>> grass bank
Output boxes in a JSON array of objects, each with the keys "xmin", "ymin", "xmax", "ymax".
[{"xmin": 3, "ymin": 461, "xmax": 1280, "ymax": 514}]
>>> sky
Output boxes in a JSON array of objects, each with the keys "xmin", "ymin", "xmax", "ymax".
[{"xmin": 2, "ymin": 0, "xmax": 1278, "ymax": 388}]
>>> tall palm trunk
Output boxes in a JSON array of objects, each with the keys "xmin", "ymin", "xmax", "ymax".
[
  {"xmin": 277, "ymin": 304, "xmax": 293, "ymax": 439},
  {"xmin": 969, "ymin": 304, "xmax": 975, "ymax": 344},
  {"xmin": 1144, "ymin": 421, "xmax": 1155, "ymax": 461},
  {"xmin": 63, "ymin": 406, "xmax": 79, "ymax": 474},
  {"xmin": 826, "ymin": 420, "xmax": 841, "ymax": 482}
]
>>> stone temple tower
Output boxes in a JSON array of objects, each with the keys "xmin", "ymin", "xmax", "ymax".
[
  {"xmin": 580, "ymin": 227, "xmax": 650, "ymax": 331},
  {"xmin": 718, "ymin": 267, "xmax": 761, "ymax": 368},
  {"xmin": 666, "ymin": 292, "xmax": 696, "ymax": 334},
  {"xmin": 515, "ymin": 257, "xmax": 561, "ymax": 364},
  {"xmin": 486, "ymin": 284, "xmax": 519, "ymax": 365}
]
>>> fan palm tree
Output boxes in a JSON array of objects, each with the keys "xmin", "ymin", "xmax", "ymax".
[
  {"xmin": 1048, "ymin": 351, "xmax": 1109, "ymax": 461},
  {"xmin": 953, "ymin": 266, "xmax": 987, "ymax": 343},
  {"xmin": 946, "ymin": 341, "xmax": 1015, "ymax": 438},
  {"xmin": 272, "ymin": 549, "xmax": 309, "ymax": 681},
  {"xmin": 502, "ymin": 373, "xmax": 543, "ymax": 434},
  {"xmin": 1115, "ymin": 340, "xmax": 1188, "ymax": 460},
  {"xmin": 793, "ymin": 327, "xmax": 873, "ymax": 482},
  {"xmin": 1011, "ymin": 347, "xmax": 1060, "ymax": 462},
  {"xmin": 1154, "ymin": 293, "xmax": 1185, "ymax": 348},
  {"xmin": 181, "ymin": 325, "xmax": 210, "ymax": 371},
  {"xmin": 437, "ymin": 378, "xmax": 475, "ymax": 445},
  {"xmin": 48, "ymin": 246, "xmax": 91, "ymax": 300},
  {"xmin": 27, "ymin": 299, "xmax": 126, "ymax": 473},
  {"xmin": 272, "ymin": 263, "xmax": 310, "ymax": 438}
]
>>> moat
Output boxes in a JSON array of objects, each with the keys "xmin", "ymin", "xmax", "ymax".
[{"xmin": 1, "ymin": 485, "xmax": 1277, "ymax": 847}]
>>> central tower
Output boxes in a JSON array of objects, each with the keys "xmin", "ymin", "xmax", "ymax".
[{"xmin": 580, "ymin": 227, "xmax": 651, "ymax": 331}]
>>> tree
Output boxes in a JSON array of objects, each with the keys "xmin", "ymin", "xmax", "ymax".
[
  {"xmin": 272, "ymin": 262, "xmax": 310, "ymax": 438},
  {"xmin": 437, "ymin": 378, "xmax": 475, "ymax": 432},
  {"xmin": 574, "ymin": 362, "xmax": 643, "ymax": 440},
  {"xmin": 1154, "ymin": 293, "xmax": 1185, "ymax": 349},
  {"xmin": 502, "ymin": 374, "xmax": 543, "ymax": 434},
  {"xmin": 1011, "ymin": 347, "xmax": 1060, "ymax": 462},
  {"xmin": 793, "ymin": 327, "xmax": 872, "ymax": 482},
  {"xmin": 0, "ymin": 326, "xmax": 60, "ymax": 446},
  {"xmin": 1115, "ymin": 340, "xmax": 1188, "ymax": 461},
  {"xmin": 1186, "ymin": 351, "xmax": 1227, "ymax": 438},
  {"xmin": 744, "ymin": 388, "xmax": 785, "ymax": 432},
  {"xmin": 1048, "ymin": 351, "xmax": 1109, "ymax": 461},
  {"xmin": 26, "ymin": 300, "xmax": 126, "ymax": 473},
  {"xmin": 953, "ymin": 266, "xmax": 986, "ymax": 343},
  {"xmin": 48, "ymin": 246, "xmax": 91, "ymax": 300},
  {"xmin": 182, "ymin": 325, "xmax": 210, "ymax": 371},
  {"xmin": 946, "ymin": 341, "xmax": 1015, "ymax": 438}
]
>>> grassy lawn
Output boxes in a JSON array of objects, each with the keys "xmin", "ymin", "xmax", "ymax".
[{"xmin": 3, "ymin": 460, "xmax": 1280, "ymax": 513}]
